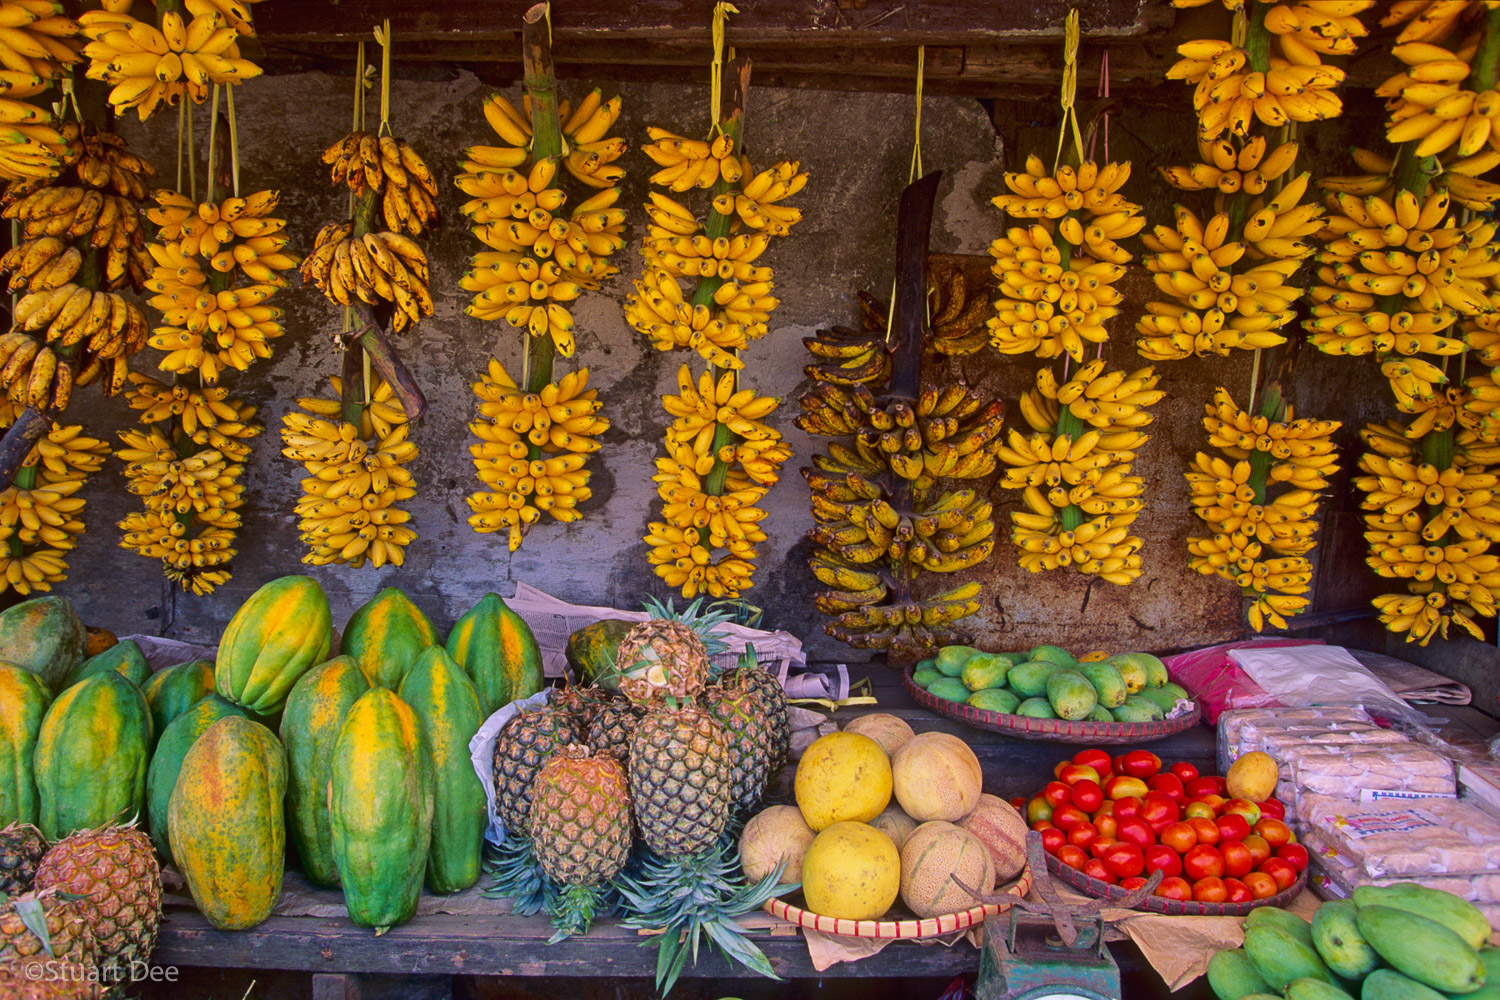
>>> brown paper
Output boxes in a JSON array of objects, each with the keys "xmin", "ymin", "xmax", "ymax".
[{"xmin": 801, "ymin": 923, "xmax": 977, "ymax": 972}]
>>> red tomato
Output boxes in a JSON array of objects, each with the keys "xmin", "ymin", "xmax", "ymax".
[
  {"xmin": 1040, "ymin": 827, "xmax": 1066, "ymax": 855},
  {"xmin": 1143, "ymin": 844, "xmax": 1183, "ymax": 878},
  {"xmin": 1089, "ymin": 835, "xmax": 1119, "ymax": 860},
  {"xmin": 1139, "ymin": 793, "xmax": 1181, "ymax": 833},
  {"xmin": 1072, "ymin": 749, "xmax": 1113, "ymax": 775},
  {"xmin": 1094, "ymin": 800, "xmax": 1115, "ymax": 815},
  {"xmin": 1155, "ymin": 875, "xmax": 1193, "ymax": 901},
  {"xmin": 1242, "ymin": 834, "xmax": 1271, "ymax": 868},
  {"xmin": 1112, "ymin": 796, "xmax": 1143, "ymax": 820},
  {"xmin": 1112, "ymin": 753, "xmax": 1129, "ymax": 775},
  {"xmin": 1243, "ymin": 871, "xmax": 1278, "ymax": 899},
  {"xmin": 1260, "ymin": 858, "xmax": 1297, "ymax": 891},
  {"xmin": 1215, "ymin": 813, "xmax": 1252, "ymax": 843},
  {"xmin": 1059, "ymin": 763, "xmax": 1102, "ymax": 786},
  {"xmin": 1055, "ymin": 844, "xmax": 1088, "ymax": 869},
  {"xmin": 1223, "ymin": 878, "xmax": 1253, "ymax": 903},
  {"xmin": 1093, "ymin": 813, "xmax": 1119, "ymax": 839},
  {"xmin": 1192, "ymin": 793, "xmax": 1228, "ymax": 814},
  {"xmin": 1082, "ymin": 858, "xmax": 1116, "ymax": 885},
  {"xmin": 1187, "ymin": 817, "xmax": 1221, "ymax": 846},
  {"xmin": 1219, "ymin": 839, "xmax": 1253, "ymax": 879},
  {"xmin": 1254, "ymin": 817, "xmax": 1293, "ymax": 848},
  {"xmin": 1070, "ymin": 779, "xmax": 1105, "ymax": 813},
  {"xmin": 1183, "ymin": 844, "xmax": 1225, "ymax": 880},
  {"xmin": 1257, "ymin": 797, "xmax": 1286, "ymax": 821},
  {"xmin": 1148, "ymin": 772, "xmax": 1186, "ymax": 802},
  {"xmin": 1027, "ymin": 797, "xmax": 1054, "ymax": 825},
  {"xmin": 1191, "ymin": 876, "xmax": 1228, "ymax": 903},
  {"xmin": 1119, "ymin": 876, "xmax": 1149, "ymax": 892},
  {"xmin": 1009, "ymin": 796, "xmax": 1029, "ymax": 811},
  {"xmin": 1120, "ymin": 750, "xmax": 1162, "ymax": 778},
  {"xmin": 1159, "ymin": 821, "xmax": 1198, "ymax": 855},
  {"xmin": 1222, "ymin": 799, "xmax": 1262, "ymax": 826},
  {"xmin": 1051, "ymin": 803, "xmax": 1088, "ymax": 832},
  {"xmin": 1276, "ymin": 843, "xmax": 1310, "ymax": 874},
  {"xmin": 1169, "ymin": 761, "xmax": 1199, "ymax": 783},
  {"xmin": 1054, "ymin": 760, "xmax": 1070, "ymax": 780},
  {"xmin": 1116, "ymin": 817, "xmax": 1156, "ymax": 850},
  {"xmin": 1102, "ymin": 841, "xmax": 1145, "ymax": 879},
  {"xmin": 1208, "ymin": 775, "xmax": 1229, "ymax": 794},
  {"xmin": 1031, "ymin": 819, "xmax": 1055, "ymax": 833},
  {"xmin": 1183, "ymin": 800, "xmax": 1217, "ymax": 821},
  {"xmin": 1184, "ymin": 776, "xmax": 1221, "ymax": 799},
  {"xmin": 1067, "ymin": 821, "xmax": 1098, "ymax": 850},
  {"xmin": 1043, "ymin": 781, "xmax": 1074, "ymax": 809}
]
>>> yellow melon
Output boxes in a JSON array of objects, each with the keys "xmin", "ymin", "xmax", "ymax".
[
  {"xmin": 801, "ymin": 821, "xmax": 900, "ymax": 920},
  {"xmin": 869, "ymin": 804, "xmax": 919, "ymax": 850},
  {"xmin": 841, "ymin": 713, "xmax": 914, "ymax": 755},
  {"xmin": 794, "ymin": 731, "xmax": 892, "ymax": 831},
  {"xmin": 900, "ymin": 820, "xmax": 995, "ymax": 918},
  {"xmin": 890, "ymin": 731, "xmax": 982, "ymax": 822},
  {"xmin": 958, "ymin": 793, "xmax": 1028, "ymax": 881},
  {"xmin": 739, "ymin": 805, "xmax": 816, "ymax": 884}
]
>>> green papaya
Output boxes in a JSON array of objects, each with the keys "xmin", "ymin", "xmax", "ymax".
[
  {"xmin": 563, "ymin": 618, "xmax": 634, "ymax": 691},
  {"xmin": 1027, "ymin": 644, "xmax": 1076, "ymax": 666},
  {"xmin": 279, "ymin": 656, "xmax": 370, "ymax": 886},
  {"xmin": 960, "ymin": 653, "xmax": 1010, "ymax": 691},
  {"xmin": 1245, "ymin": 905, "xmax": 1315, "ymax": 949},
  {"xmin": 1007, "ymin": 660, "xmax": 1060, "ymax": 698},
  {"xmin": 913, "ymin": 666, "xmax": 942, "ymax": 688},
  {"xmin": 216, "ymin": 575, "xmax": 333, "ymax": 715},
  {"xmin": 399, "ymin": 647, "xmax": 486, "ymax": 893},
  {"xmin": 146, "ymin": 694, "xmax": 247, "ymax": 863},
  {"xmin": 1121, "ymin": 694, "xmax": 1165, "ymax": 720},
  {"xmin": 444, "ymin": 592, "xmax": 544, "ymax": 714},
  {"xmin": 967, "ymin": 688, "xmax": 1019, "ymax": 714},
  {"xmin": 1087, "ymin": 704, "xmax": 1115, "ymax": 722},
  {"xmin": 1046, "ymin": 668, "xmax": 1099, "ymax": 721},
  {"xmin": 1358, "ymin": 968, "xmax": 1450, "ymax": 1000},
  {"xmin": 926, "ymin": 677, "xmax": 972, "ymax": 703},
  {"xmin": 1310, "ymin": 900, "xmax": 1379, "ymax": 979},
  {"xmin": 141, "ymin": 659, "xmax": 215, "ymax": 741},
  {"xmin": 0, "ymin": 596, "xmax": 85, "ymax": 692},
  {"xmin": 34, "ymin": 670, "xmax": 151, "ymax": 840},
  {"xmin": 1207, "ymin": 947, "xmax": 1272, "ymax": 1000},
  {"xmin": 934, "ymin": 645, "xmax": 980, "ymax": 676},
  {"xmin": 1243, "ymin": 924, "xmax": 1332, "ymax": 992},
  {"xmin": 1077, "ymin": 660, "xmax": 1128, "ymax": 708},
  {"xmin": 1105, "ymin": 653, "xmax": 1149, "ymax": 693},
  {"xmin": 0, "ymin": 662, "xmax": 49, "ymax": 825},
  {"xmin": 1354, "ymin": 905, "xmax": 1485, "ymax": 994},
  {"xmin": 62, "ymin": 639, "xmax": 149, "ymax": 690},
  {"xmin": 1016, "ymin": 697, "xmax": 1057, "ymax": 719},
  {"xmin": 341, "ymin": 587, "xmax": 441, "ymax": 689},
  {"xmin": 330, "ymin": 689, "xmax": 434, "ymax": 932},
  {"xmin": 1351, "ymin": 881, "xmax": 1490, "ymax": 951},
  {"xmin": 1282, "ymin": 978, "xmax": 1355, "ymax": 1000}
]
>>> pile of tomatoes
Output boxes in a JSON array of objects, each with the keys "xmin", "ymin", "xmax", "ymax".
[{"xmin": 1011, "ymin": 748, "xmax": 1309, "ymax": 904}]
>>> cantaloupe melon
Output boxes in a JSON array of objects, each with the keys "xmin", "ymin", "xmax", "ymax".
[
  {"xmin": 890, "ymin": 731, "xmax": 982, "ymax": 822},
  {"xmin": 794, "ymin": 731, "xmax": 892, "ymax": 831},
  {"xmin": 900, "ymin": 820, "xmax": 995, "ymax": 918},
  {"xmin": 801, "ymin": 821, "xmax": 900, "ymax": 920},
  {"xmin": 841, "ymin": 713, "xmax": 914, "ymax": 755},
  {"xmin": 740, "ymin": 805, "xmax": 816, "ymax": 884},
  {"xmin": 958, "ymin": 793, "xmax": 1028, "ymax": 881},
  {"xmin": 869, "ymin": 804, "xmax": 919, "ymax": 850}
]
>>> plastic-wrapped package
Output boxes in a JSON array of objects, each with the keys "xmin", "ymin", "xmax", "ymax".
[
  {"xmin": 1299, "ymin": 794, "xmax": 1500, "ymax": 878},
  {"xmin": 1287, "ymin": 746, "xmax": 1456, "ymax": 800},
  {"xmin": 1219, "ymin": 706, "xmax": 1372, "ymax": 767}
]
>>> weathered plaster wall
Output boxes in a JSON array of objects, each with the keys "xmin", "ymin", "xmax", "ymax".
[{"xmin": 43, "ymin": 68, "xmax": 1375, "ymax": 659}]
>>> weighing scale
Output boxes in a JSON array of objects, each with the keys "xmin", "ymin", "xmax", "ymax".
[{"xmin": 971, "ymin": 833, "xmax": 1162, "ymax": 1000}]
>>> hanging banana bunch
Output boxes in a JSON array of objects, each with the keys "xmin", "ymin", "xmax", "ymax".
[
  {"xmin": 1185, "ymin": 386, "xmax": 1340, "ymax": 631},
  {"xmin": 0, "ymin": 120, "xmax": 155, "ymax": 410},
  {"xmin": 78, "ymin": 0, "xmax": 262, "ymax": 121},
  {"xmin": 0, "ymin": 0, "xmax": 80, "ymax": 182},
  {"xmin": 1000, "ymin": 361, "xmax": 1161, "ymax": 585},
  {"xmin": 0, "ymin": 401, "xmax": 106, "ymax": 595}
]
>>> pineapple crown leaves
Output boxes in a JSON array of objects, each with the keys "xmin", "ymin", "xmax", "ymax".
[
  {"xmin": 639, "ymin": 595, "xmax": 733, "ymax": 657},
  {"xmin": 481, "ymin": 831, "xmax": 557, "ymax": 918},
  {"xmin": 545, "ymin": 881, "xmax": 621, "ymax": 945},
  {"xmin": 12, "ymin": 896, "xmax": 53, "ymax": 958}
]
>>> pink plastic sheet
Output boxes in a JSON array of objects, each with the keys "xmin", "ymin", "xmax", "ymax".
[{"xmin": 1164, "ymin": 638, "xmax": 1326, "ymax": 723}]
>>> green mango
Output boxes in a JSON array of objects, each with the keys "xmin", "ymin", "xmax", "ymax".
[
  {"xmin": 961, "ymin": 653, "xmax": 1010, "ymax": 691},
  {"xmin": 1310, "ymin": 900, "xmax": 1379, "ymax": 980},
  {"xmin": 1351, "ymin": 881, "xmax": 1490, "ymax": 951},
  {"xmin": 1136, "ymin": 684, "xmax": 1188, "ymax": 714},
  {"xmin": 1243, "ymin": 925, "xmax": 1331, "ymax": 993},
  {"xmin": 1121, "ymin": 694, "xmax": 1164, "ymax": 721},
  {"xmin": 1246, "ymin": 906, "xmax": 1314, "ymax": 949},
  {"xmin": 1045, "ymin": 668, "xmax": 1098, "ymax": 721},
  {"xmin": 926, "ymin": 677, "xmax": 972, "ymax": 703},
  {"xmin": 934, "ymin": 645, "xmax": 981, "ymax": 676},
  {"xmin": 1207, "ymin": 947, "xmax": 1272, "ymax": 1000},
  {"xmin": 1087, "ymin": 704, "xmax": 1114, "ymax": 722},
  {"xmin": 967, "ymin": 688, "xmax": 1019, "ymax": 714},
  {"xmin": 1027, "ymin": 644, "xmax": 1076, "ymax": 667},
  {"xmin": 1105, "ymin": 653, "xmax": 1149, "ymax": 694},
  {"xmin": 1110, "ymin": 701, "xmax": 1157, "ymax": 723},
  {"xmin": 1076, "ymin": 660, "xmax": 1128, "ymax": 708},
  {"xmin": 1282, "ymin": 979, "xmax": 1355, "ymax": 1000},
  {"xmin": 1006, "ymin": 660, "xmax": 1060, "ymax": 698},
  {"xmin": 1482, "ymin": 946, "xmax": 1500, "ymax": 983},
  {"xmin": 1354, "ymin": 905, "xmax": 1485, "ymax": 995},
  {"xmin": 1015, "ymin": 697, "xmax": 1056, "ymax": 719},
  {"xmin": 1357, "ymin": 969, "xmax": 1449, "ymax": 1000},
  {"xmin": 915, "ymin": 657, "xmax": 936, "ymax": 673},
  {"xmin": 913, "ymin": 667, "xmax": 943, "ymax": 688}
]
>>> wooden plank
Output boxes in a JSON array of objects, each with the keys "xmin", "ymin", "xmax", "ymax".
[{"xmin": 311, "ymin": 973, "xmax": 361, "ymax": 1000}]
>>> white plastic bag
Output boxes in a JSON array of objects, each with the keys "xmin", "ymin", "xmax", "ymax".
[{"xmin": 467, "ymin": 686, "xmax": 553, "ymax": 846}]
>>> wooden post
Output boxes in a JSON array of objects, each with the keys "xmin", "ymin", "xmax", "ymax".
[{"xmin": 310, "ymin": 973, "xmax": 362, "ymax": 1000}]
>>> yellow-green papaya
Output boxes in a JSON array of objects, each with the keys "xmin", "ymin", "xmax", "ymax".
[
  {"xmin": 146, "ymin": 694, "xmax": 247, "ymax": 862},
  {"xmin": 0, "ymin": 662, "xmax": 49, "ymax": 825},
  {"xmin": 34, "ymin": 670, "xmax": 151, "ymax": 840},
  {"xmin": 141, "ymin": 659, "xmax": 215, "ymax": 741},
  {"xmin": 0, "ymin": 596, "xmax": 86, "ymax": 692},
  {"xmin": 340, "ymin": 588, "xmax": 440, "ymax": 689},
  {"xmin": 445, "ymin": 592, "xmax": 544, "ymax": 714},
  {"xmin": 216, "ymin": 575, "xmax": 333, "ymax": 715}
]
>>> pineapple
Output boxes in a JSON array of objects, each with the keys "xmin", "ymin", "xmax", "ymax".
[
  {"xmin": 0, "ymin": 890, "xmax": 100, "ymax": 994},
  {"xmin": 616, "ymin": 620, "xmax": 712, "ymax": 704},
  {"xmin": 0, "ymin": 961, "xmax": 102, "ymax": 1000},
  {"xmin": 492, "ymin": 701, "xmax": 583, "ymax": 835},
  {"xmin": 32, "ymin": 826, "xmax": 160, "ymax": 994},
  {"xmin": 628, "ymin": 703, "xmax": 730, "ymax": 857},
  {"xmin": 586, "ymin": 696, "xmax": 644, "ymax": 762},
  {"xmin": 703, "ymin": 676, "xmax": 775, "ymax": 815},
  {"xmin": 528, "ymin": 744, "xmax": 632, "ymax": 939},
  {"xmin": 0, "ymin": 823, "xmax": 48, "ymax": 894},
  {"xmin": 720, "ymin": 665, "xmax": 790, "ymax": 773}
]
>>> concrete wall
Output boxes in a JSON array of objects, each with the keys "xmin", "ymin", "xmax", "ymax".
[{"xmin": 41, "ymin": 68, "xmax": 1392, "ymax": 660}]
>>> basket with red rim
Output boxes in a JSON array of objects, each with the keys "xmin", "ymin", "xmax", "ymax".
[{"xmin": 762, "ymin": 865, "xmax": 1034, "ymax": 939}]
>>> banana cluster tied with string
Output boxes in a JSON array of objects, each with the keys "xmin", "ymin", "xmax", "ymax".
[
  {"xmin": 0, "ymin": 402, "xmax": 106, "ymax": 595},
  {"xmin": 1186, "ymin": 387, "xmax": 1340, "ymax": 631},
  {"xmin": 0, "ymin": 0, "xmax": 81, "ymax": 182}
]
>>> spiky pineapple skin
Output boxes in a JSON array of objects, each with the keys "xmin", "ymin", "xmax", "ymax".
[
  {"xmin": 0, "ymin": 961, "xmax": 104, "ymax": 1000},
  {"xmin": 586, "ymin": 697, "xmax": 644, "ymax": 763},
  {"xmin": 628, "ymin": 704, "xmax": 730, "ymax": 858},
  {"xmin": 617, "ymin": 620, "xmax": 711, "ymax": 704},
  {"xmin": 492, "ymin": 703, "xmax": 583, "ymax": 834},
  {"xmin": 0, "ymin": 891, "xmax": 100, "ymax": 993},
  {"xmin": 703, "ymin": 680, "xmax": 774, "ymax": 815},
  {"xmin": 0, "ymin": 822, "xmax": 49, "ymax": 894},
  {"xmin": 528, "ymin": 745, "xmax": 632, "ymax": 887},
  {"xmin": 32, "ymin": 826, "xmax": 160, "ymax": 991},
  {"xmin": 722, "ymin": 666, "xmax": 790, "ymax": 773}
]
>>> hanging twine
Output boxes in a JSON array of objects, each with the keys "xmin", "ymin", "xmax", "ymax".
[
  {"xmin": 884, "ymin": 45, "xmax": 929, "ymax": 345},
  {"xmin": 709, "ymin": 1, "xmax": 739, "ymax": 129},
  {"xmin": 373, "ymin": 19, "xmax": 393, "ymax": 135},
  {"xmin": 1053, "ymin": 9, "xmax": 1085, "ymax": 172}
]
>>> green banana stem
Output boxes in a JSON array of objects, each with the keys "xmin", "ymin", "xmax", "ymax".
[
  {"xmin": 1247, "ymin": 381, "xmax": 1284, "ymax": 506},
  {"xmin": 521, "ymin": 5, "xmax": 560, "ymax": 396},
  {"xmin": 1469, "ymin": 5, "xmax": 1500, "ymax": 93},
  {"xmin": 1055, "ymin": 402, "xmax": 1086, "ymax": 532},
  {"xmin": 1245, "ymin": 2, "xmax": 1271, "ymax": 74},
  {"xmin": 342, "ymin": 189, "xmax": 381, "ymax": 428}
]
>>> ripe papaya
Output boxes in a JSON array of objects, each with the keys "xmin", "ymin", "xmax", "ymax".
[
  {"xmin": 445, "ymin": 592, "xmax": 544, "ymax": 715},
  {"xmin": 0, "ymin": 662, "xmax": 49, "ymax": 826},
  {"xmin": 146, "ymin": 695, "xmax": 247, "ymax": 863},
  {"xmin": 1309, "ymin": 900, "xmax": 1378, "ymax": 979},
  {"xmin": 168, "ymin": 715, "xmax": 287, "ymax": 930},
  {"xmin": 1358, "ymin": 968, "xmax": 1449, "ymax": 1000},
  {"xmin": 60, "ymin": 639, "xmax": 149, "ymax": 690},
  {"xmin": 399, "ymin": 647, "xmax": 486, "ymax": 893},
  {"xmin": 1206, "ymin": 947, "xmax": 1271, "ymax": 1000},
  {"xmin": 1354, "ymin": 904, "xmax": 1485, "ymax": 994},
  {"xmin": 141, "ymin": 659, "xmax": 215, "ymax": 741},
  {"xmin": 329, "ymin": 689, "xmax": 434, "ymax": 932},
  {"xmin": 1352, "ymin": 881, "xmax": 1490, "ymax": 951},
  {"xmin": 341, "ymin": 588, "xmax": 440, "ymax": 689},
  {"xmin": 34, "ymin": 670, "xmax": 152, "ymax": 840},
  {"xmin": 279, "ymin": 656, "xmax": 370, "ymax": 887},
  {"xmin": 1242, "ymin": 924, "xmax": 1331, "ymax": 993},
  {"xmin": 0, "ymin": 595, "xmax": 86, "ymax": 692},
  {"xmin": 216, "ymin": 575, "xmax": 333, "ymax": 715}
]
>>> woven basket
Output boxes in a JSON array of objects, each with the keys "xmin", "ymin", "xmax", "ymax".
[
  {"xmin": 903, "ymin": 667, "xmax": 1202, "ymax": 744},
  {"xmin": 1044, "ymin": 852, "xmax": 1307, "ymax": 916},
  {"xmin": 763, "ymin": 866, "xmax": 1033, "ymax": 939}
]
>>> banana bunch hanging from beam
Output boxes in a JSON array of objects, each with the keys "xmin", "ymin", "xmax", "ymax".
[
  {"xmin": 0, "ymin": 121, "xmax": 155, "ymax": 410},
  {"xmin": 301, "ymin": 223, "xmax": 432, "ymax": 332},
  {"xmin": 987, "ymin": 156, "xmax": 1144, "ymax": 361},
  {"xmin": 1319, "ymin": 145, "xmax": 1500, "ymax": 211},
  {"xmin": 799, "ymin": 378, "xmax": 1002, "ymax": 652},
  {"xmin": 999, "ymin": 361, "xmax": 1161, "ymax": 585},
  {"xmin": 280, "ymin": 375, "xmax": 417, "ymax": 569},
  {"xmin": 458, "ymin": 89, "xmax": 627, "ymax": 356},
  {"xmin": 0, "ymin": 401, "xmax": 106, "ymax": 595},
  {"xmin": 0, "ymin": 0, "xmax": 80, "ymax": 182},
  {"xmin": 1377, "ymin": 38, "xmax": 1500, "ymax": 159},
  {"xmin": 1185, "ymin": 387, "xmax": 1340, "ymax": 631},
  {"xmin": 321, "ymin": 130, "xmax": 440, "ymax": 235}
]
